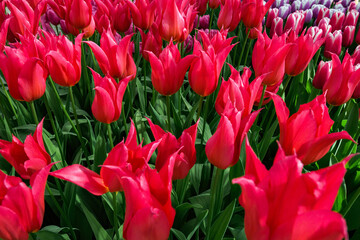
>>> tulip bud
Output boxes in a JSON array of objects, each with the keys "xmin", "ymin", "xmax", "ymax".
[
  {"xmin": 284, "ymin": 11, "xmax": 305, "ymax": 35},
  {"xmin": 270, "ymin": 17, "xmax": 283, "ymax": 37},
  {"xmin": 112, "ymin": 0, "xmax": 131, "ymax": 33},
  {"xmin": 209, "ymin": 0, "xmax": 221, "ymax": 9},
  {"xmin": 304, "ymin": 9, "xmax": 313, "ymax": 23},
  {"xmin": 126, "ymin": 0, "xmax": 157, "ymax": 30},
  {"xmin": 315, "ymin": 7, "xmax": 329, "ymax": 25},
  {"xmin": 324, "ymin": 30, "xmax": 342, "ymax": 59},
  {"xmin": 139, "ymin": 24, "xmax": 162, "ymax": 62},
  {"xmin": 266, "ymin": 8, "xmax": 279, "ymax": 29},
  {"xmin": 343, "ymin": 9, "xmax": 359, "ymax": 28},
  {"xmin": 217, "ymin": 0, "xmax": 242, "ymax": 32},
  {"xmin": 342, "ymin": 25, "xmax": 355, "ymax": 47},
  {"xmin": 66, "ymin": 0, "xmax": 92, "ymax": 29},
  {"xmin": 313, "ymin": 60, "xmax": 332, "ymax": 89},
  {"xmin": 241, "ymin": 0, "xmax": 276, "ymax": 29},
  {"xmin": 329, "ymin": 10, "xmax": 345, "ymax": 31},
  {"xmin": 278, "ymin": 4, "xmax": 291, "ymax": 19},
  {"xmin": 318, "ymin": 17, "xmax": 332, "ymax": 37}
]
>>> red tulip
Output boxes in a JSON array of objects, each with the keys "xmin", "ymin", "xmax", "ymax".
[
  {"xmin": 85, "ymin": 29, "xmax": 136, "ymax": 79},
  {"xmin": 217, "ymin": 0, "xmax": 241, "ymax": 32},
  {"xmin": 44, "ymin": 33, "xmax": 83, "ymax": 87},
  {"xmin": 315, "ymin": 7, "xmax": 329, "ymax": 25},
  {"xmin": 112, "ymin": 0, "xmax": 132, "ymax": 33},
  {"xmin": 51, "ymin": 121, "xmax": 160, "ymax": 194},
  {"xmin": 241, "ymin": 0, "xmax": 275, "ymax": 29},
  {"xmin": 284, "ymin": 11, "xmax": 305, "ymax": 35},
  {"xmin": 322, "ymin": 52, "xmax": 360, "ymax": 105},
  {"xmin": 215, "ymin": 65, "xmax": 263, "ymax": 116},
  {"xmin": 343, "ymin": 9, "xmax": 359, "ymax": 29},
  {"xmin": 269, "ymin": 17, "xmax": 283, "ymax": 38},
  {"xmin": 0, "ymin": 18, "xmax": 10, "ymax": 51},
  {"xmin": 285, "ymin": 30, "xmax": 325, "ymax": 76},
  {"xmin": 209, "ymin": 0, "xmax": 222, "ymax": 9},
  {"xmin": 125, "ymin": 0, "xmax": 157, "ymax": 30},
  {"xmin": 0, "ymin": 119, "xmax": 51, "ymax": 179},
  {"xmin": 146, "ymin": 41, "xmax": 195, "ymax": 96},
  {"xmin": 91, "ymin": 69, "xmax": 131, "ymax": 124},
  {"xmin": 139, "ymin": 23, "xmax": 162, "ymax": 61},
  {"xmin": 252, "ymin": 31, "xmax": 291, "ymax": 86},
  {"xmin": 121, "ymin": 151, "xmax": 177, "ymax": 240},
  {"xmin": 206, "ymin": 103, "xmax": 260, "ymax": 169},
  {"xmin": 313, "ymin": 60, "xmax": 332, "ymax": 90},
  {"xmin": 0, "ymin": 34, "xmax": 48, "ymax": 102},
  {"xmin": 318, "ymin": 17, "xmax": 332, "ymax": 38},
  {"xmin": 93, "ymin": 0, "xmax": 111, "ymax": 33},
  {"xmin": 271, "ymin": 93, "xmax": 354, "ymax": 165},
  {"xmin": 66, "ymin": 0, "xmax": 92, "ymax": 29},
  {"xmin": 324, "ymin": 30, "xmax": 342, "ymax": 59},
  {"xmin": 265, "ymin": 8, "xmax": 278, "ymax": 29},
  {"xmin": 189, "ymin": 30, "xmax": 235, "ymax": 96},
  {"xmin": 0, "ymin": 163, "xmax": 55, "ymax": 240},
  {"xmin": 329, "ymin": 11, "xmax": 345, "ymax": 31},
  {"xmin": 147, "ymin": 117, "xmax": 199, "ymax": 180},
  {"xmin": 158, "ymin": 0, "xmax": 197, "ymax": 42},
  {"xmin": 232, "ymin": 139, "xmax": 349, "ymax": 240},
  {"xmin": 342, "ymin": 25, "xmax": 355, "ymax": 47}
]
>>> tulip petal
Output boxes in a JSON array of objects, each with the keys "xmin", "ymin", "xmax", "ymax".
[
  {"xmin": 85, "ymin": 41, "xmax": 110, "ymax": 75},
  {"xmin": 244, "ymin": 138, "xmax": 268, "ymax": 184},
  {"xmin": 92, "ymin": 87, "xmax": 115, "ymax": 124},
  {"xmin": 50, "ymin": 164, "xmax": 108, "ymax": 196},
  {"xmin": 0, "ymin": 206, "xmax": 28, "ymax": 240}
]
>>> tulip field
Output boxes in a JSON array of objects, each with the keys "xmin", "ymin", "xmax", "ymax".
[{"xmin": 1, "ymin": 0, "xmax": 360, "ymax": 239}]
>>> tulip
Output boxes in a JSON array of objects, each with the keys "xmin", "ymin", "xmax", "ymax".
[
  {"xmin": 194, "ymin": 15, "xmax": 210, "ymax": 30},
  {"xmin": 85, "ymin": 29, "xmax": 136, "ymax": 79},
  {"xmin": 217, "ymin": 0, "xmax": 241, "ymax": 32},
  {"xmin": 271, "ymin": 93, "xmax": 354, "ymax": 165},
  {"xmin": 265, "ymin": 8, "xmax": 279, "ymax": 29},
  {"xmin": 215, "ymin": 65, "xmax": 263, "ymax": 116},
  {"xmin": 0, "ymin": 119, "xmax": 51, "ymax": 180},
  {"xmin": 206, "ymin": 103, "xmax": 260, "ymax": 169},
  {"xmin": 329, "ymin": 10, "xmax": 345, "ymax": 31},
  {"xmin": 112, "ymin": 0, "xmax": 132, "ymax": 33},
  {"xmin": 322, "ymin": 52, "xmax": 360, "ymax": 105},
  {"xmin": 139, "ymin": 23, "xmax": 162, "ymax": 61},
  {"xmin": 269, "ymin": 17, "xmax": 283, "ymax": 38},
  {"xmin": 252, "ymin": 31, "xmax": 291, "ymax": 86},
  {"xmin": 0, "ymin": 164, "xmax": 55, "ymax": 240},
  {"xmin": 241, "ymin": 0, "xmax": 275, "ymax": 29},
  {"xmin": 315, "ymin": 7, "xmax": 329, "ymax": 25},
  {"xmin": 125, "ymin": 0, "xmax": 157, "ymax": 30},
  {"xmin": 0, "ymin": 34, "xmax": 48, "ymax": 102},
  {"xmin": 90, "ymin": 69, "xmax": 131, "ymax": 124},
  {"xmin": 343, "ymin": 9, "xmax": 359, "ymax": 28},
  {"xmin": 342, "ymin": 25, "xmax": 355, "ymax": 47},
  {"xmin": 285, "ymin": 30, "xmax": 325, "ymax": 76},
  {"xmin": 147, "ymin": 118, "xmax": 198, "ymax": 180},
  {"xmin": 0, "ymin": 18, "xmax": 10, "ymax": 51},
  {"xmin": 232, "ymin": 139, "xmax": 349, "ymax": 240},
  {"xmin": 284, "ymin": 11, "xmax": 305, "ymax": 35},
  {"xmin": 158, "ymin": 0, "xmax": 197, "ymax": 42},
  {"xmin": 146, "ymin": 41, "xmax": 195, "ymax": 96},
  {"xmin": 324, "ymin": 30, "xmax": 342, "ymax": 59},
  {"xmin": 313, "ymin": 60, "xmax": 332, "ymax": 89},
  {"xmin": 93, "ymin": 0, "xmax": 111, "ymax": 33},
  {"xmin": 66, "ymin": 0, "xmax": 92, "ymax": 29},
  {"xmin": 44, "ymin": 33, "xmax": 83, "ymax": 87},
  {"xmin": 189, "ymin": 30, "xmax": 235, "ymax": 96},
  {"xmin": 51, "ymin": 121, "xmax": 160, "ymax": 194},
  {"xmin": 209, "ymin": 0, "xmax": 222, "ymax": 9},
  {"xmin": 121, "ymin": 151, "xmax": 177, "ymax": 240},
  {"xmin": 278, "ymin": 4, "xmax": 291, "ymax": 19},
  {"xmin": 318, "ymin": 17, "xmax": 332, "ymax": 38},
  {"xmin": 246, "ymin": 24, "xmax": 262, "ymax": 40}
]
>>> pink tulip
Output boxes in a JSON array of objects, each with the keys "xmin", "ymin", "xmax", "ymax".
[
  {"xmin": 324, "ymin": 30, "xmax": 342, "ymax": 59},
  {"xmin": 66, "ymin": 0, "xmax": 92, "ymax": 29},
  {"xmin": 125, "ymin": 0, "xmax": 157, "ymax": 30},
  {"xmin": 217, "ymin": 0, "xmax": 241, "ymax": 32},
  {"xmin": 241, "ymin": 0, "xmax": 275, "ymax": 29},
  {"xmin": 139, "ymin": 23, "xmax": 162, "ymax": 61}
]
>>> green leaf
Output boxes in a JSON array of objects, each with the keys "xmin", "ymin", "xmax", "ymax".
[
  {"xmin": 36, "ymin": 230, "xmax": 67, "ymax": 240},
  {"xmin": 209, "ymin": 200, "xmax": 236, "ymax": 240},
  {"xmin": 135, "ymin": 77, "xmax": 146, "ymax": 113},
  {"xmin": 171, "ymin": 228, "xmax": 187, "ymax": 240},
  {"xmin": 186, "ymin": 210, "xmax": 208, "ymax": 240},
  {"xmin": 149, "ymin": 102, "xmax": 166, "ymax": 129}
]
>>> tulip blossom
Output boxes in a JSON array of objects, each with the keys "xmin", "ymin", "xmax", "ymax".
[
  {"xmin": 321, "ymin": 52, "xmax": 360, "ymax": 105},
  {"xmin": 217, "ymin": 0, "xmax": 241, "ymax": 32},
  {"xmin": 285, "ymin": 30, "xmax": 325, "ymax": 76},
  {"xmin": 342, "ymin": 25, "xmax": 355, "ymax": 47},
  {"xmin": 146, "ymin": 41, "xmax": 195, "ymax": 96},
  {"xmin": 315, "ymin": 7, "xmax": 329, "ymax": 25},
  {"xmin": 90, "ymin": 69, "xmax": 131, "ymax": 124},
  {"xmin": 158, "ymin": 0, "xmax": 197, "ymax": 42},
  {"xmin": 125, "ymin": 0, "xmax": 157, "ymax": 30},
  {"xmin": 121, "ymin": 151, "xmax": 177, "ymax": 240},
  {"xmin": 215, "ymin": 65, "xmax": 263, "ymax": 116},
  {"xmin": 112, "ymin": 0, "xmax": 132, "ymax": 33},
  {"xmin": 265, "ymin": 8, "xmax": 279, "ymax": 29},
  {"xmin": 206, "ymin": 103, "xmax": 260, "ymax": 169},
  {"xmin": 252, "ymin": 31, "xmax": 291, "ymax": 86},
  {"xmin": 343, "ymin": 9, "xmax": 359, "ymax": 29},
  {"xmin": 85, "ymin": 29, "xmax": 136, "ymax": 79},
  {"xmin": 189, "ymin": 30, "xmax": 235, "ymax": 96},
  {"xmin": 0, "ymin": 119, "xmax": 51, "ymax": 180},
  {"xmin": 324, "ymin": 30, "xmax": 342, "ymax": 59},
  {"xmin": 241, "ymin": 0, "xmax": 275, "ymax": 29},
  {"xmin": 269, "ymin": 17, "xmax": 283, "ymax": 38},
  {"xmin": 0, "ymin": 164, "xmax": 55, "ymax": 240},
  {"xmin": 313, "ymin": 60, "xmax": 332, "ymax": 90},
  {"xmin": 44, "ymin": 33, "xmax": 83, "ymax": 87},
  {"xmin": 93, "ymin": 0, "xmax": 112, "ymax": 33},
  {"xmin": 51, "ymin": 121, "xmax": 160, "ymax": 194},
  {"xmin": 0, "ymin": 34, "xmax": 48, "ymax": 102},
  {"xmin": 147, "ymin": 118, "xmax": 199, "ymax": 180},
  {"xmin": 284, "ymin": 11, "xmax": 305, "ymax": 35},
  {"xmin": 209, "ymin": 0, "xmax": 222, "ymax": 9},
  {"xmin": 271, "ymin": 93, "xmax": 354, "ymax": 165},
  {"xmin": 329, "ymin": 10, "xmax": 345, "ymax": 31},
  {"xmin": 66, "ymin": 0, "xmax": 92, "ymax": 29},
  {"xmin": 0, "ymin": 18, "xmax": 10, "ymax": 51},
  {"xmin": 140, "ymin": 23, "xmax": 162, "ymax": 61},
  {"xmin": 232, "ymin": 139, "xmax": 349, "ymax": 240}
]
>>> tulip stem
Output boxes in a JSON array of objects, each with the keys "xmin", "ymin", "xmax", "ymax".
[
  {"xmin": 278, "ymin": 75, "xmax": 292, "ymax": 97},
  {"xmin": 107, "ymin": 123, "xmax": 114, "ymax": 149},
  {"xmin": 43, "ymin": 94, "xmax": 66, "ymax": 165},
  {"xmin": 258, "ymin": 85, "xmax": 267, "ymax": 110},
  {"xmin": 143, "ymin": 59, "xmax": 147, "ymax": 107},
  {"xmin": 121, "ymin": 105, "xmax": 129, "ymax": 135},
  {"xmin": 196, "ymin": 96, "xmax": 204, "ymax": 120},
  {"xmin": 166, "ymin": 95, "xmax": 171, "ymax": 131},
  {"xmin": 46, "ymin": 184, "xmax": 77, "ymax": 240},
  {"xmin": 69, "ymin": 87, "xmax": 82, "ymax": 137},
  {"xmin": 49, "ymin": 79, "xmax": 90, "ymax": 166},
  {"xmin": 176, "ymin": 174, "xmax": 190, "ymax": 204},
  {"xmin": 209, "ymin": 9, "xmax": 215, "ymax": 32},
  {"xmin": 237, "ymin": 30, "xmax": 250, "ymax": 67},
  {"xmin": 201, "ymin": 97, "xmax": 210, "ymax": 145},
  {"xmin": 243, "ymin": 39, "xmax": 253, "ymax": 66},
  {"xmin": 112, "ymin": 192, "xmax": 120, "ymax": 240},
  {"xmin": 206, "ymin": 167, "xmax": 224, "ymax": 240},
  {"xmin": 29, "ymin": 101, "xmax": 39, "ymax": 124},
  {"xmin": 0, "ymin": 102, "xmax": 13, "ymax": 139},
  {"xmin": 0, "ymin": 77, "xmax": 18, "ymax": 120}
]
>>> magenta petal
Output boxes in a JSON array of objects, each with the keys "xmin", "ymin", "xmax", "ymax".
[{"xmin": 0, "ymin": 206, "xmax": 28, "ymax": 240}]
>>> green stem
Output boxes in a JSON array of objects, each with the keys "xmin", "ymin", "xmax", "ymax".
[
  {"xmin": 43, "ymin": 94, "xmax": 66, "ymax": 165},
  {"xmin": 49, "ymin": 79, "xmax": 90, "ymax": 166},
  {"xmin": 166, "ymin": 95, "xmax": 171, "ymax": 131},
  {"xmin": 243, "ymin": 39, "xmax": 253, "ymax": 66},
  {"xmin": 209, "ymin": 9, "xmax": 214, "ymax": 32},
  {"xmin": 232, "ymin": 23, "xmax": 242, "ymax": 65},
  {"xmin": 29, "ymin": 101, "xmax": 39, "ymax": 124},
  {"xmin": 258, "ymin": 85, "xmax": 267, "ymax": 110},
  {"xmin": 206, "ymin": 168, "xmax": 224, "ymax": 240},
  {"xmin": 121, "ymin": 106, "xmax": 129, "ymax": 135},
  {"xmin": 46, "ymin": 184, "xmax": 77, "ymax": 240},
  {"xmin": 107, "ymin": 123, "xmax": 114, "ymax": 149},
  {"xmin": 176, "ymin": 174, "xmax": 190, "ymax": 204},
  {"xmin": 0, "ymin": 101, "xmax": 13, "ymax": 139},
  {"xmin": 81, "ymin": 43, "xmax": 92, "ymax": 100},
  {"xmin": 278, "ymin": 75, "xmax": 292, "ymax": 97},
  {"xmin": 0, "ymin": 77, "xmax": 18, "ymax": 120},
  {"xmin": 143, "ymin": 59, "xmax": 147, "ymax": 108},
  {"xmin": 196, "ymin": 96, "xmax": 204, "ymax": 120},
  {"xmin": 201, "ymin": 97, "xmax": 210, "ymax": 145},
  {"xmin": 237, "ymin": 30, "xmax": 250, "ymax": 67},
  {"xmin": 69, "ymin": 86, "xmax": 82, "ymax": 137},
  {"xmin": 112, "ymin": 192, "xmax": 120, "ymax": 240}
]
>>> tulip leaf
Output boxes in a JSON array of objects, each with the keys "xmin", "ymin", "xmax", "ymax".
[
  {"xmin": 94, "ymin": 134, "xmax": 106, "ymax": 173},
  {"xmin": 186, "ymin": 209, "xmax": 208, "ymax": 240},
  {"xmin": 190, "ymin": 163, "xmax": 203, "ymax": 194},
  {"xmin": 209, "ymin": 200, "xmax": 236, "ymax": 240},
  {"xmin": 35, "ymin": 230, "xmax": 68, "ymax": 240},
  {"xmin": 259, "ymin": 120, "xmax": 278, "ymax": 160},
  {"xmin": 149, "ymin": 102, "xmax": 166, "ymax": 129},
  {"xmin": 79, "ymin": 202, "xmax": 112, "ymax": 240},
  {"xmin": 183, "ymin": 95, "xmax": 199, "ymax": 128},
  {"xmin": 135, "ymin": 77, "xmax": 146, "ymax": 113},
  {"xmin": 171, "ymin": 228, "xmax": 187, "ymax": 240}
]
